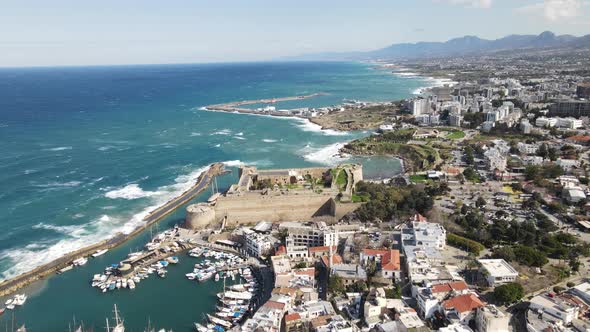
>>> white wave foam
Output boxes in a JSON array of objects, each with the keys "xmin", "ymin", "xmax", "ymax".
[
  {"xmin": 223, "ymin": 159, "xmax": 273, "ymax": 167},
  {"xmin": 223, "ymin": 160, "xmax": 244, "ymax": 167},
  {"xmin": 293, "ymin": 118, "xmax": 349, "ymax": 136},
  {"xmin": 32, "ymin": 222, "xmax": 90, "ymax": 238},
  {"xmin": 235, "ymin": 132, "xmax": 244, "ymax": 136},
  {"xmin": 190, "ymin": 132, "xmax": 202, "ymax": 137},
  {"xmin": 262, "ymin": 139, "xmax": 278, "ymax": 143},
  {"xmin": 233, "ymin": 136, "xmax": 246, "ymax": 140},
  {"xmin": 0, "ymin": 164, "xmax": 212, "ymax": 280},
  {"xmin": 302, "ymin": 143, "xmax": 350, "ymax": 165},
  {"xmin": 98, "ymin": 146, "xmax": 115, "ymax": 151},
  {"xmin": 45, "ymin": 146, "xmax": 72, "ymax": 151},
  {"xmin": 35, "ymin": 181, "xmax": 82, "ymax": 188},
  {"xmin": 105, "ymin": 184, "xmax": 160, "ymax": 200},
  {"xmin": 211, "ymin": 129, "xmax": 232, "ymax": 136},
  {"xmin": 214, "ymin": 143, "xmax": 221, "ymax": 148}
]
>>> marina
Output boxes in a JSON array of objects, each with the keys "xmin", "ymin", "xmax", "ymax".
[{"xmin": 84, "ymin": 220, "xmax": 265, "ymax": 331}]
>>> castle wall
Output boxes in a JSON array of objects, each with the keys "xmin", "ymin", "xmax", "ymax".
[{"xmin": 214, "ymin": 192, "xmax": 336, "ymax": 225}]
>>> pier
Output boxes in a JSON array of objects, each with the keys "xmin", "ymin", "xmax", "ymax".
[
  {"xmin": 204, "ymin": 93, "xmax": 326, "ymax": 118},
  {"xmin": 0, "ymin": 163, "xmax": 226, "ymax": 297}
]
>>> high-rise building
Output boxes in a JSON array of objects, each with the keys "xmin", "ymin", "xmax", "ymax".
[
  {"xmin": 410, "ymin": 98, "xmax": 430, "ymax": 116},
  {"xmin": 549, "ymin": 101, "xmax": 590, "ymax": 117},
  {"xmin": 576, "ymin": 82, "xmax": 590, "ymax": 98}
]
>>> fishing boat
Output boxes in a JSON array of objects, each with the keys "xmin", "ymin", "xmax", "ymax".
[
  {"xmin": 166, "ymin": 256, "xmax": 179, "ymax": 264},
  {"xmin": 217, "ymin": 291, "xmax": 252, "ymax": 301},
  {"xmin": 215, "ymin": 273, "xmax": 220, "ymax": 282},
  {"xmin": 92, "ymin": 249, "xmax": 109, "ymax": 257},
  {"xmin": 128, "ymin": 279, "xmax": 136, "ymax": 290},
  {"xmin": 14, "ymin": 294, "xmax": 27, "ymax": 306},
  {"xmin": 194, "ymin": 323, "xmax": 209, "ymax": 332},
  {"xmin": 57, "ymin": 265, "xmax": 74, "ymax": 274},
  {"xmin": 73, "ymin": 257, "xmax": 88, "ymax": 266},
  {"xmin": 206, "ymin": 314, "xmax": 232, "ymax": 329}
]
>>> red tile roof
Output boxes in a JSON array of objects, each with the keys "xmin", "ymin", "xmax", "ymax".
[
  {"xmin": 382, "ymin": 250, "xmax": 401, "ymax": 271},
  {"xmin": 294, "ymin": 267, "xmax": 315, "ymax": 277},
  {"xmin": 285, "ymin": 313, "xmax": 301, "ymax": 322},
  {"xmin": 321, "ymin": 254, "xmax": 343, "ymax": 268},
  {"xmin": 275, "ymin": 245, "xmax": 287, "ymax": 256},
  {"xmin": 413, "ymin": 213, "xmax": 427, "ymax": 222},
  {"xmin": 567, "ymin": 135, "xmax": 590, "ymax": 142},
  {"xmin": 432, "ymin": 281, "xmax": 469, "ymax": 294},
  {"xmin": 362, "ymin": 248, "xmax": 389, "ymax": 257},
  {"xmin": 263, "ymin": 300, "xmax": 286, "ymax": 310},
  {"xmin": 309, "ymin": 246, "xmax": 337, "ymax": 253},
  {"xmin": 443, "ymin": 294, "xmax": 485, "ymax": 313}
]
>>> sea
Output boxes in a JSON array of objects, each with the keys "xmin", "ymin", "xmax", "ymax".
[{"xmin": 0, "ymin": 61, "xmax": 433, "ymax": 331}]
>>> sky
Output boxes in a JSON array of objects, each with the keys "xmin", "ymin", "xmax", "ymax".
[{"xmin": 1, "ymin": 0, "xmax": 589, "ymax": 67}]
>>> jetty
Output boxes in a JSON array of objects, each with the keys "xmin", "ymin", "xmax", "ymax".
[
  {"xmin": 0, "ymin": 163, "xmax": 225, "ymax": 297},
  {"xmin": 204, "ymin": 93, "xmax": 326, "ymax": 118}
]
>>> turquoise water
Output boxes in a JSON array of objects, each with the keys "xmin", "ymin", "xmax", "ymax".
[{"xmin": 0, "ymin": 62, "xmax": 428, "ymax": 330}]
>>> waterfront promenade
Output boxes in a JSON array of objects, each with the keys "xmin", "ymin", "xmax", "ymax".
[{"xmin": 0, "ymin": 163, "xmax": 225, "ymax": 297}]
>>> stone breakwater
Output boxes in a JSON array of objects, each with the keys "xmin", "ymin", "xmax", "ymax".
[
  {"xmin": 203, "ymin": 93, "xmax": 325, "ymax": 118},
  {"xmin": 0, "ymin": 163, "xmax": 224, "ymax": 297}
]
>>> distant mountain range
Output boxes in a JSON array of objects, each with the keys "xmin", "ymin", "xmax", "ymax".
[{"xmin": 289, "ymin": 31, "xmax": 590, "ymax": 61}]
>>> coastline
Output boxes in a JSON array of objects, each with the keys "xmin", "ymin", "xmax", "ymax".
[
  {"xmin": 371, "ymin": 61, "xmax": 458, "ymax": 95},
  {"xmin": 0, "ymin": 163, "xmax": 224, "ymax": 297}
]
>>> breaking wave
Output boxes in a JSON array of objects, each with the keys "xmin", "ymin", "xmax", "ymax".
[
  {"xmin": 104, "ymin": 184, "xmax": 161, "ymax": 200},
  {"xmin": 302, "ymin": 142, "xmax": 349, "ymax": 165}
]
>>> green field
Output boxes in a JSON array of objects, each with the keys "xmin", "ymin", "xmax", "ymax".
[
  {"xmin": 409, "ymin": 174, "xmax": 428, "ymax": 182},
  {"xmin": 446, "ymin": 130, "xmax": 465, "ymax": 139}
]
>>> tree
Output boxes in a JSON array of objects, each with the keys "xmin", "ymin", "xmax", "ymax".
[
  {"xmin": 294, "ymin": 262, "xmax": 307, "ymax": 269},
  {"xmin": 463, "ymin": 167, "xmax": 480, "ymax": 182},
  {"xmin": 548, "ymin": 147, "xmax": 558, "ymax": 161},
  {"xmin": 494, "ymin": 283, "xmax": 524, "ymax": 304},
  {"xmin": 537, "ymin": 143, "xmax": 548, "ymax": 159},
  {"xmin": 349, "ymin": 281, "xmax": 368, "ymax": 293},
  {"xmin": 328, "ymin": 275, "xmax": 345, "ymax": 295},
  {"xmin": 476, "ymin": 197, "xmax": 487, "ymax": 208},
  {"xmin": 384, "ymin": 284, "xmax": 401, "ymax": 299},
  {"xmin": 513, "ymin": 245, "xmax": 548, "ymax": 267}
]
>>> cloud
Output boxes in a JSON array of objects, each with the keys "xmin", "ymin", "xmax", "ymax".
[
  {"xmin": 434, "ymin": 0, "xmax": 493, "ymax": 8},
  {"xmin": 516, "ymin": 0, "xmax": 589, "ymax": 21}
]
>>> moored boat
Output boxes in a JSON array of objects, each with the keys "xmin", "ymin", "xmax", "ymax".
[{"xmin": 92, "ymin": 249, "xmax": 109, "ymax": 257}]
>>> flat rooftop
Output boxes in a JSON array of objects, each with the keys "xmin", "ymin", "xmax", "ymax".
[{"xmin": 478, "ymin": 259, "xmax": 518, "ymax": 277}]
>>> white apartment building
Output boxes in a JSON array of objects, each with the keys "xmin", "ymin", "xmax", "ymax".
[
  {"xmin": 529, "ymin": 294, "xmax": 580, "ymax": 325},
  {"xmin": 402, "ymin": 221, "xmax": 446, "ymax": 250},
  {"xmin": 557, "ymin": 117, "xmax": 583, "ymax": 129},
  {"xmin": 475, "ymin": 305, "xmax": 510, "ymax": 332},
  {"xmin": 535, "ymin": 117, "xmax": 557, "ymax": 128},
  {"xmin": 242, "ymin": 228, "xmax": 279, "ymax": 258},
  {"xmin": 449, "ymin": 113, "xmax": 463, "ymax": 127},
  {"xmin": 556, "ymin": 158, "xmax": 580, "ymax": 172},
  {"xmin": 517, "ymin": 142, "xmax": 538, "ymax": 155},
  {"xmin": 411, "ymin": 98, "xmax": 431, "ymax": 116},
  {"xmin": 281, "ymin": 221, "xmax": 339, "ymax": 248},
  {"xmin": 477, "ymin": 259, "xmax": 519, "ymax": 287},
  {"xmin": 484, "ymin": 148, "xmax": 507, "ymax": 172}
]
